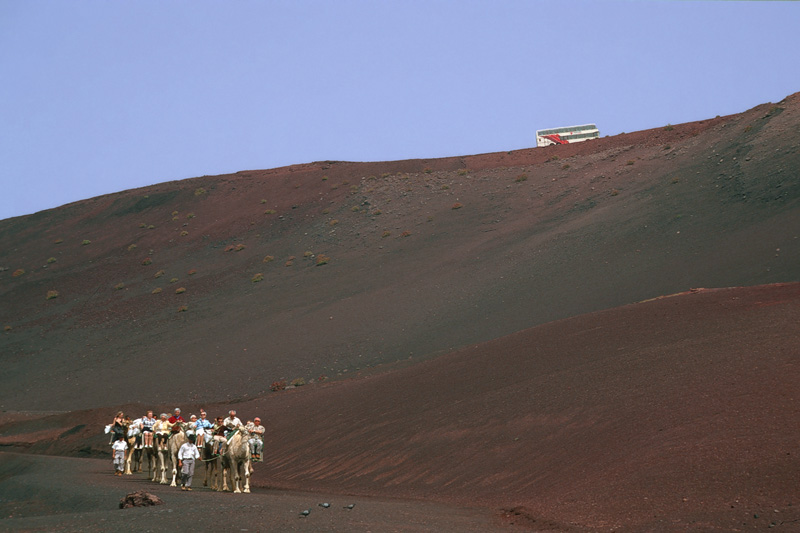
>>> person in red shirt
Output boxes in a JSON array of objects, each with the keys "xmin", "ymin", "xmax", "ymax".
[{"xmin": 168, "ymin": 408, "xmax": 185, "ymax": 434}]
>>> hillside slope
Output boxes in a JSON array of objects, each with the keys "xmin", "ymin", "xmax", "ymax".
[{"xmin": 1, "ymin": 94, "xmax": 799, "ymax": 410}]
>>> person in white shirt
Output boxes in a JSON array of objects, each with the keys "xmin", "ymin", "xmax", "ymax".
[
  {"xmin": 112, "ymin": 436, "xmax": 128, "ymax": 476},
  {"xmin": 246, "ymin": 417, "xmax": 266, "ymax": 462},
  {"xmin": 222, "ymin": 410, "xmax": 242, "ymax": 437},
  {"xmin": 127, "ymin": 415, "xmax": 144, "ymax": 449},
  {"xmin": 177, "ymin": 433, "xmax": 201, "ymax": 490}
]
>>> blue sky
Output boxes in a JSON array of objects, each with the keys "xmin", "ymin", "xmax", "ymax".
[{"xmin": 2, "ymin": 1, "xmax": 799, "ymax": 221}]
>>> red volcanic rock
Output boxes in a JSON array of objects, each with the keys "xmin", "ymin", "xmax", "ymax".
[{"xmin": 119, "ymin": 490, "xmax": 164, "ymax": 509}]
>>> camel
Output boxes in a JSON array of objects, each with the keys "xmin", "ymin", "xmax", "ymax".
[
  {"xmin": 223, "ymin": 425, "xmax": 253, "ymax": 493},
  {"xmin": 122, "ymin": 421, "xmax": 145, "ymax": 475},
  {"xmin": 201, "ymin": 433, "xmax": 226, "ymax": 491},
  {"xmin": 142, "ymin": 445, "xmax": 159, "ymax": 482},
  {"xmin": 167, "ymin": 423, "xmax": 189, "ymax": 487},
  {"xmin": 123, "ymin": 432, "xmax": 142, "ymax": 475}
]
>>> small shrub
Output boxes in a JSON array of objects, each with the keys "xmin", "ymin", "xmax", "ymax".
[
  {"xmin": 744, "ymin": 125, "xmax": 752, "ymax": 132},
  {"xmin": 147, "ymin": 225, "xmax": 155, "ymax": 230},
  {"xmin": 263, "ymin": 255, "xmax": 274, "ymax": 263},
  {"xmin": 626, "ymin": 160, "xmax": 635, "ymax": 166},
  {"xmin": 188, "ymin": 269, "xmax": 196, "ymax": 275},
  {"xmin": 664, "ymin": 124, "xmax": 674, "ymax": 131},
  {"xmin": 270, "ymin": 379, "xmax": 287, "ymax": 392},
  {"xmin": 401, "ymin": 230, "xmax": 412, "ymax": 237},
  {"xmin": 372, "ymin": 209, "xmax": 382, "ymax": 216},
  {"xmin": 291, "ymin": 377, "xmax": 306, "ymax": 387},
  {"xmin": 187, "ymin": 213, "xmax": 195, "ymax": 219},
  {"xmin": 127, "ymin": 244, "xmax": 137, "ymax": 251},
  {"xmin": 561, "ymin": 164, "xmax": 570, "ymax": 170},
  {"xmin": 457, "ymin": 169, "xmax": 468, "ymax": 176},
  {"xmin": 152, "ymin": 288, "xmax": 162, "ymax": 294},
  {"xmin": 47, "ymin": 257, "xmax": 57, "ymax": 264},
  {"xmin": 46, "ymin": 290, "xmax": 59, "ymax": 300},
  {"xmin": 154, "ymin": 270, "xmax": 165, "ymax": 278},
  {"xmin": 382, "ymin": 230, "xmax": 391, "ymax": 238},
  {"xmin": 235, "ymin": 244, "xmax": 245, "ymax": 252},
  {"xmin": 516, "ymin": 174, "xmax": 528, "ymax": 182},
  {"xmin": 663, "ymin": 144, "xmax": 671, "ymax": 150},
  {"xmin": 260, "ymin": 199, "xmax": 267, "ymax": 204},
  {"xmin": 610, "ymin": 189, "xmax": 620, "ymax": 196},
  {"xmin": 316, "ymin": 254, "xmax": 330, "ymax": 266},
  {"xmin": 264, "ymin": 209, "xmax": 276, "ymax": 215},
  {"xmin": 172, "ymin": 210, "xmax": 179, "ymax": 216},
  {"xmin": 114, "ymin": 283, "xmax": 125, "ymax": 290},
  {"xmin": 321, "ymin": 176, "xmax": 328, "ymax": 181},
  {"xmin": 321, "ymin": 208, "xmax": 330, "ymax": 215},
  {"xmin": 251, "ymin": 273, "xmax": 264, "ymax": 283},
  {"xmin": 423, "ymin": 167, "xmax": 433, "ymax": 174},
  {"xmin": 194, "ymin": 187, "xmax": 206, "ymax": 196},
  {"xmin": 180, "ymin": 230, "xmax": 188, "ymax": 236},
  {"xmin": 451, "ymin": 202, "xmax": 463, "ymax": 209},
  {"xmin": 172, "ymin": 216, "xmax": 179, "ymax": 221},
  {"xmin": 671, "ymin": 177, "xmax": 680, "ymax": 184},
  {"xmin": 12, "ymin": 269, "xmax": 25, "ymax": 277},
  {"xmin": 170, "ymin": 277, "xmax": 179, "ymax": 283},
  {"xmin": 82, "ymin": 240, "xmax": 91, "ymax": 246},
  {"xmin": 351, "ymin": 206, "xmax": 360, "ymax": 212},
  {"xmin": 175, "ymin": 287, "xmax": 186, "ymax": 294},
  {"xmin": 177, "ymin": 305, "xmax": 188, "ymax": 312},
  {"xmin": 142, "ymin": 257, "xmax": 152, "ymax": 265},
  {"xmin": 329, "ymin": 219, "xmax": 339, "ymax": 226},
  {"xmin": 54, "ymin": 238, "xmax": 63, "ymax": 244},
  {"xmin": 549, "ymin": 155, "xmax": 559, "ymax": 161},
  {"xmin": 303, "ymin": 251, "xmax": 313, "ymax": 257},
  {"xmin": 139, "ymin": 223, "xmax": 147, "ymax": 228},
  {"xmin": 318, "ymin": 375, "xmax": 328, "ymax": 382},
  {"xmin": 3, "ymin": 325, "xmax": 11, "ymax": 332},
  {"xmin": 441, "ymin": 184, "xmax": 450, "ymax": 190}
]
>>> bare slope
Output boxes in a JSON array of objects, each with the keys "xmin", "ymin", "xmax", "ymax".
[
  {"xmin": 2, "ymin": 283, "xmax": 798, "ymax": 531},
  {"xmin": 1, "ymin": 94, "xmax": 799, "ymax": 410}
]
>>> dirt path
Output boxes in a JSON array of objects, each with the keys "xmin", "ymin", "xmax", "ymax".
[{"xmin": 0, "ymin": 452, "xmax": 531, "ymax": 532}]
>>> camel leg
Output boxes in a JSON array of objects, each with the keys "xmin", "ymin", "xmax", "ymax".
[
  {"xmin": 170, "ymin": 458, "xmax": 178, "ymax": 487},
  {"xmin": 124, "ymin": 448, "xmax": 133, "ymax": 475},
  {"xmin": 158, "ymin": 450, "xmax": 169, "ymax": 484},
  {"xmin": 243, "ymin": 459, "xmax": 251, "ymax": 493},
  {"xmin": 233, "ymin": 465, "xmax": 241, "ymax": 494}
]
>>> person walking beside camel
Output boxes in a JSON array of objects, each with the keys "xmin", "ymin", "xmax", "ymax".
[
  {"xmin": 178, "ymin": 433, "xmax": 200, "ymax": 490},
  {"xmin": 112, "ymin": 436, "xmax": 127, "ymax": 476}
]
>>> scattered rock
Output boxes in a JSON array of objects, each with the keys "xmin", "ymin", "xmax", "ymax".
[{"xmin": 119, "ymin": 490, "xmax": 164, "ymax": 509}]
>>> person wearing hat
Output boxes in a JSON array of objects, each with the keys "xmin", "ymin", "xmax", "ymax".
[
  {"xmin": 177, "ymin": 433, "xmax": 200, "ymax": 491},
  {"xmin": 246, "ymin": 417, "xmax": 266, "ymax": 462}
]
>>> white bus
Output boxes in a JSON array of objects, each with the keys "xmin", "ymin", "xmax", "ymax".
[{"xmin": 536, "ymin": 124, "xmax": 599, "ymax": 147}]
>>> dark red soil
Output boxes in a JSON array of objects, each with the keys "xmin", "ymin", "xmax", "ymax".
[{"xmin": 0, "ymin": 93, "xmax": 799, "ymax": 530}]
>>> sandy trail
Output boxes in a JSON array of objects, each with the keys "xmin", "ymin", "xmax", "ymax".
[{"xmin": 0, "ymin": 452, "xmax": 527, "ymax": 532}]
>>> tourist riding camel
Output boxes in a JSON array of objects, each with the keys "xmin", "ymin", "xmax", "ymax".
[
  {"xmin": 246, "ymin": 417, "xmax": 265, "ymax": 462},
  {"xmin": 141, "ymin": 410, "xmax": 156, "ymax": 448},
  {"xmin": 153, "ymin": 413, "xmax": 172, "ymax": 451},
  {"xmin": 195, "ymin": 409, "xmax": 213, "ymax": 447}
]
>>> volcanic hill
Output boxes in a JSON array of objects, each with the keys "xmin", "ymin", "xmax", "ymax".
[{"xmin": 0, "ymin": 93, "xmax": 798, "ymax": 531}]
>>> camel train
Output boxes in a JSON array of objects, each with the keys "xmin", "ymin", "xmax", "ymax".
[{"xmin": 115, "ymin": 419, "xmax": 253, "ymax": 493}]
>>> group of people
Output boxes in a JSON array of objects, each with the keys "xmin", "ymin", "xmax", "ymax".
[{"xmin": 108, "ymin": 407, "xmax": 266, "ymax": 482}]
